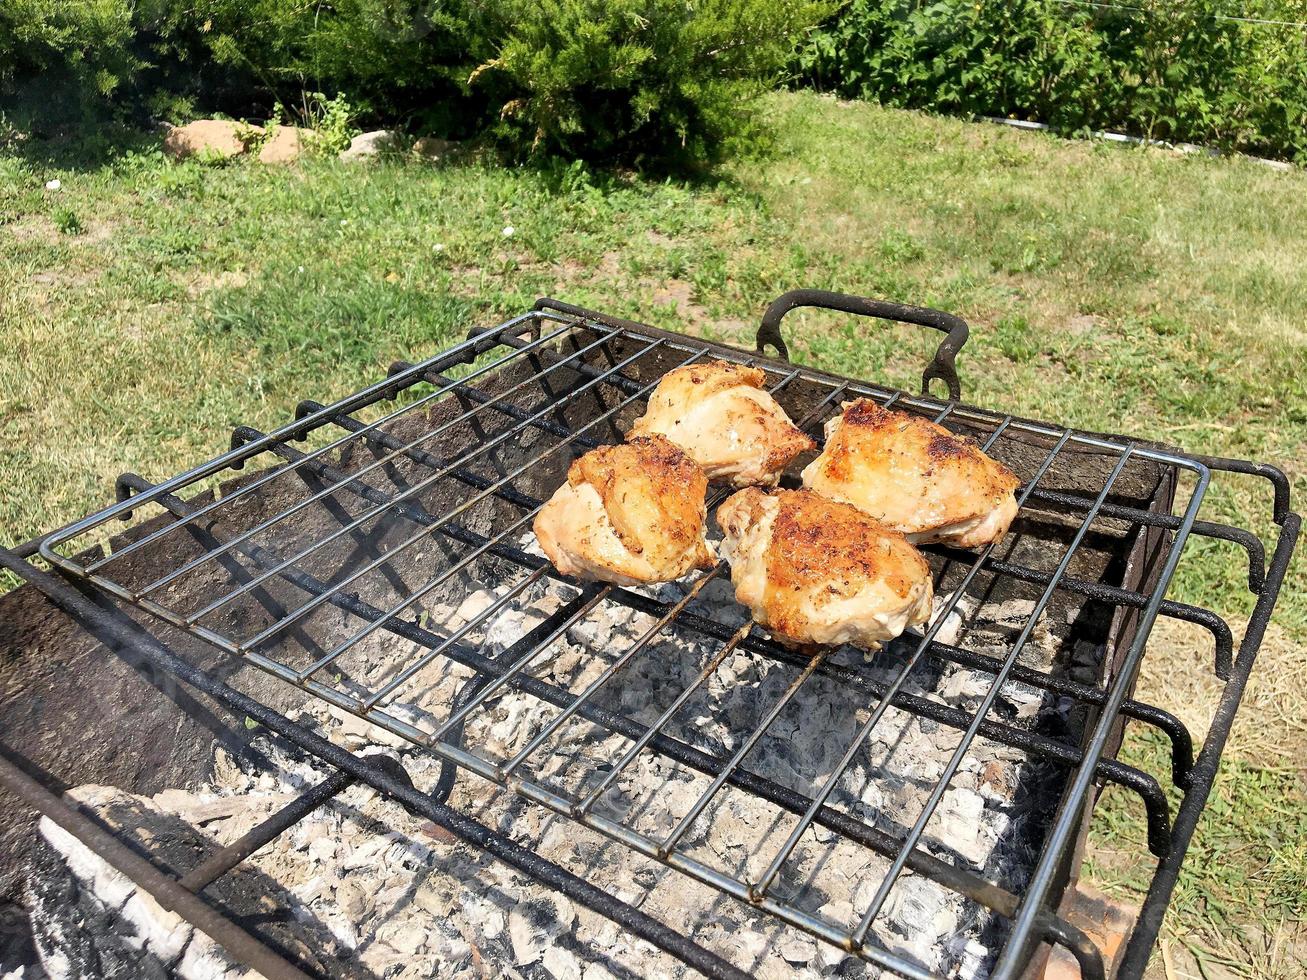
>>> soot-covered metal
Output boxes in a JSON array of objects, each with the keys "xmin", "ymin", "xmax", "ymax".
[{"xmin": 0, "ymin": 291, "xmax": 1297, "ymax": 980}]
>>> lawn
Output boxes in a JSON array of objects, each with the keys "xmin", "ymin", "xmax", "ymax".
[{"xmin": 2, "ymin": 91, "xmax": 1303, "ymax": 976}]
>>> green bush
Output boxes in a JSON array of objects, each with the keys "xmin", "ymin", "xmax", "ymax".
[
  {"xmin": 158, "ymin": 0, "xmax": 477, "ymax": 133},
  {"xmin": 797, "ymin": 0, "xmax": 1307, "ymax": 163},
  {"xmin": 469, "ymin": 0, "xmax": 831, "ymax": 163},
  {"xmin": 0, "ymin": 0, "xmax": 141, "ymax": 119},
  {"xmin": 1, "ymin": 0, "xmax": 829, "ymax": 166}
]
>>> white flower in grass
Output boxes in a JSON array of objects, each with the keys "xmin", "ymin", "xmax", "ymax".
[
  {"xmin": 501, "ymin": 225, "xmax": 515, "ymax": 237},
  {"xmin": 433, "ymin": 243, "xmax": 445, "ymax": 252},
  {"xmin": 45, "ymin": 179, "xmax": 61, "ymax": 191},
  {"xmin": 339, "ymin": 218, "xmax": 349, "ymax": 226}
]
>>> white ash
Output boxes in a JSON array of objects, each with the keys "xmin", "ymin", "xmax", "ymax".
[
  {"xmin": 42, "ymin": 547, "xmax": 1084, "ymax": 979},
  {"xmin": 34, "ymin": 786, "xmax": 269, "ymax": 980}
]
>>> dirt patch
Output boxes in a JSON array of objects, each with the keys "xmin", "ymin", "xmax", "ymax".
[
  {"xmin": 186, "ymin": 268, "xmax": 250, "ymax": 298},
  {"xmin": 65, "ymin": 218, "xmax": 116, "ymax": 246},
  {"xmin": 25, "ymin": 264, "xmax": 100, "ymax": 298},
  {"xmin": 650, "ymin": 279, "xmax": 696, "ymax": 316},
  {"xmin": 1065, "ymin": 314, "xmax": 1098, "ymax": 337},
  {"xmin": 7, "ymin": 217, "xmax": 57, "ymax": 245},
  {"xmin": 551, "ymin": 250, "xmax": 622, "ymax": 286}
]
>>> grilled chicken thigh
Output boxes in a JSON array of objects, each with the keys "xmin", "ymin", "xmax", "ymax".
[
  {"xmin": 628, "ymin": 360, "xmax": 814, "ymax": 487},
  {"xmin": 534, "ymin": 436, "xmax": 716, "ymax": 586},
  {"xmin": 802, "ymin": 399, "xmax": 1021, "ymax": 548},
  {"xmin": 718, "ymin": 488, "xmax": 932, "ymax": 650}
]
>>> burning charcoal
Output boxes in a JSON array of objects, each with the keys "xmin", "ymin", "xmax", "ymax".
[
  {"xmin": 1000, "ymin": 681, "xmax": 1048, "ymax": 721},
  {"xmin": 934, "ymin": 788, "xmax": 991, "ymax": 866},
  {"xmin": 542, "ymin": 945, "xmax": 584, "ymax": 980},
  {"xmin": 508, "ymin": 895, "xmax": 577, "ymax": 967},
  {"xmin": 483, "ymin": 605, "xmax": 549, "ymax": 653},
  {"xmin": 363, "ymin": 942, "xmax": 409, "ymax": 974},
  {"xmin": 180, "ymin": 932, "xmax": 249, "ymax": 978},
  {"xmin": 928, "ymin": 591, "xmax": 977, "ymax": 647},
  {"xmin": 328, "ymin": 706, "xmax": 407, "ymax": 750},
  {"xmin": 452, "ymin": 589, "xmax": 496, "ymax": 626},
  {"xmin": 984, "ymin": 598, "xmax": 1039, "ymax": 630},
  {"xmin": 548, "ymin": 643, "xmax": 592, "ymax": 683},
  {"xmin": 485, "ymin": 692, "xmax": 549, "ymax": 757},
  {"xmin": 469, "ymin": 901, "xmax": 507, "ymax": 941},
  {"xmin": 568, "ymin": 604, "xmax": 647, "ymax": 649},
  {"xmin": 953, "ymin": 937, "xmax": 991, "ymax": 977},
  {"xmin": 38, "ymin": 786, "xmax": 347, "ymax": 975},
  {"xmin": 779, "ymin": 935, "xmax": 818, "ymax": 964},
  {"xmin": 817, "ymin": 943, "xmax": 850, "ymax": 970},
  {"xmin": 378, "ymin": 920, "xmax": 429, "ymax": 955},
  {"xmin": 437, "ymin": 934, "xmax": 472, "ymax": 965},
  {"xmin": 976, "ymin": 759, "xmax": 1019, "ymax": 803},
  {"xmin": 413, "ymin": 877, "xmax": 460, "ymax": 919},
  {"xmin": 936, "ymin": 668, "xmax": 991, "ymax": 704},
  {"xmin": 307, "ymin": 835, "xmax": 338, "ymax": 864},
  {"xmin": 334, "ymin": 878, "xmax": 373, "ymax": 919},
  {"xmin": 884, "ymin": 875, "xmax": 957, "ymax": 945}
]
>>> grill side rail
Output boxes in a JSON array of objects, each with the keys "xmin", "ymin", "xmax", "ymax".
[{"xmin": 4, "ymin": 299, "xmax": 1298, "ymax": 980}]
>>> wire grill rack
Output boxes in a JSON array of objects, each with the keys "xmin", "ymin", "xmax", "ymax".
[{"xmin": 24, "ymin": 295, "xmax": 1300, "ymax": 979}]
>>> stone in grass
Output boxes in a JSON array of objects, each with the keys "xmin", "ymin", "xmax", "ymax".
[
  {"xmin": 259, "ymin": 126, "xmax": 311, "ymax": 164},
  {"xmin": 163, "ymin": 120, "xmax": 261, "ymax": 160},
  {"xmin": 339, "ymin": 130, "xmax": 400, "ymax": 163}
]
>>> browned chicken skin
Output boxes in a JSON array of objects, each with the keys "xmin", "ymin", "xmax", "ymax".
[
  {"xmin": 628, "ymin": 360, "xmax": 814, "ymax": 487},
  {"xmin": 534, "ymin": 436, "xmax": 716, "ymax": 586},
  {"xmin": 802, "ymin": 399, "xmax": 1021, "ymax": 548},
  {"xmin": 718, "ymin": 488, "xmax": 933, "ymax": 650}
]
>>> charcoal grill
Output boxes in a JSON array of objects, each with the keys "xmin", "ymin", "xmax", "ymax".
[{"xmin": 0, "ymin": 290, "xmax": 1298, "ymax": 979}]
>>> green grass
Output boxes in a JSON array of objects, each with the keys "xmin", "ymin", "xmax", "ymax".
[{"xmin": 2, "ymin": 91, "xmax": 1303, "ymax": 975}]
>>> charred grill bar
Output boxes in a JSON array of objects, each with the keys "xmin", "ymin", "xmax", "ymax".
[{"xmin": 0, "ymin": 291, "xmax": 1298, "ymax": 979}]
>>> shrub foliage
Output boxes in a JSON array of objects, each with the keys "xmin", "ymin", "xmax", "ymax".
[
  {"xmin": 0, "ymin": 0, "xmax": 828, "ymax": 165},
  {"xmin": 0, "ymin": 1, "xmax": 139, "ymax": 101},
  {"xmin": 472, "ymin": 0, "xmax": 830, "ymax": 161},
  {"xmin": 796, "ymin": 0, "xmax": 1307, "ymax": 163}
]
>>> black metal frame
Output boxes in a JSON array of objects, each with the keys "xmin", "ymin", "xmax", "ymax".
[{"xmin": 0, "ymin": 293, "xmax": 1297, "ymax": 980}]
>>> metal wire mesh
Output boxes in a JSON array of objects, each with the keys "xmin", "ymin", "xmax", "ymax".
[{"xmin": 33, "ymin": 305, "xmax": 1282, "ymax": 979}]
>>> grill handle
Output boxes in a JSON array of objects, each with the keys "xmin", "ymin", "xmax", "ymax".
[{"xmin": 757, "ymin": 289, "xmax": 968, "ymax": 401}]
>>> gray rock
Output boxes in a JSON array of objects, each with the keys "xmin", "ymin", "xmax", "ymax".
[{"xmin": 339, "ymin": 130, "xmax": 399, "ymax": 163}]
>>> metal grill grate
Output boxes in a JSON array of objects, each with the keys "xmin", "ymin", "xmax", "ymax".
[{"xmin": 19, "ymin": 296, "xmax": 1299, "ymax": 979}]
